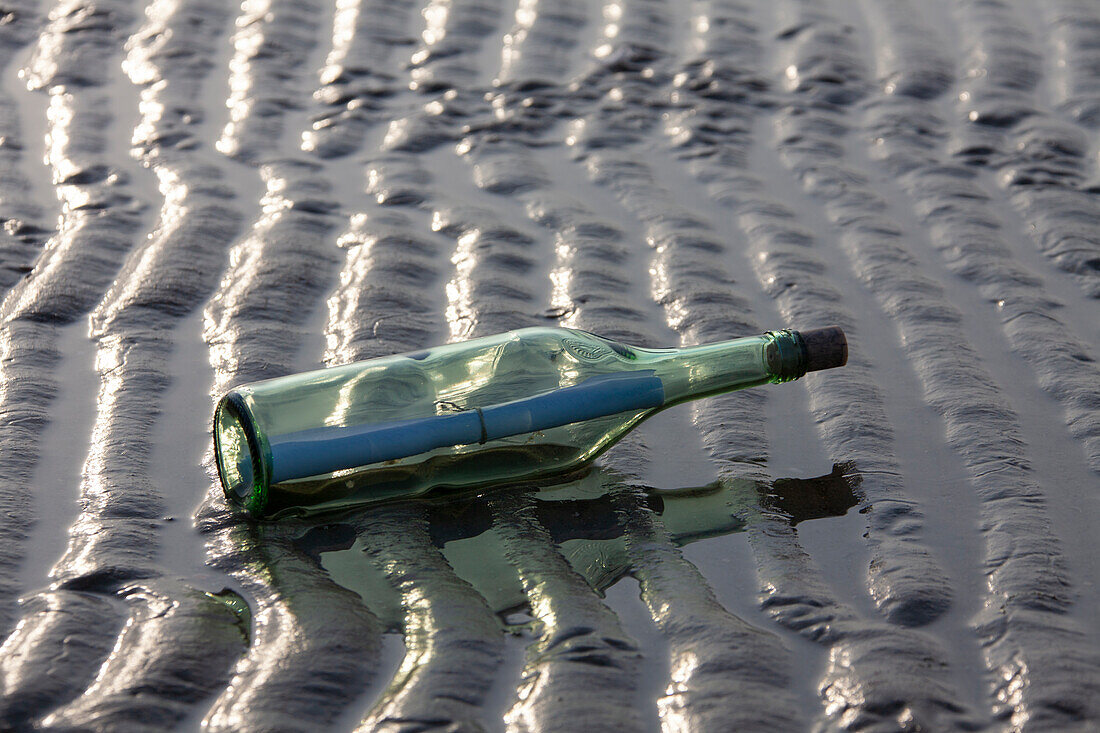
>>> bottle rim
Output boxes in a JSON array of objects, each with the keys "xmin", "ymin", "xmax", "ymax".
[
  {"xmin": 213, "ymin": 391, "xmax": 272, "ymax": 516},
  {"xmin": 763, "ymin": 330, "xmax": 807, "ymax": 382}
]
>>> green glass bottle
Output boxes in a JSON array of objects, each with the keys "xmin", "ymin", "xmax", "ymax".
[{"xmin": 214, "ymin": 326, "xmax": 846, "ymax": 518}]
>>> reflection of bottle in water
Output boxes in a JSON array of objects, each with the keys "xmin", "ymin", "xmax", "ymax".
[
  {"xmin": 215, "ymin": 326, "xmax": 847, "ymax": 518},
  {"xmin": 299, "ymin": 465, "xmax": 860, "ymax": 627}
]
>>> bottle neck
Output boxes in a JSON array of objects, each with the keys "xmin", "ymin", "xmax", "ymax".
[{"xmin": 653, "ymin": 330, "xmax": 807, "ymax": 406}]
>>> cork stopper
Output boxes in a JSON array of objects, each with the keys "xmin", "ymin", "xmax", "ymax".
[{"xmin": 799, "ymin": 326, "xmax": 847, "ymax": 373}]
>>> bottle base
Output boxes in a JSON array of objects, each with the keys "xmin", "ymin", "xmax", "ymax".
[{"xmin": 214, "ymin": 392, "xmax": 270, "ymax": 516}]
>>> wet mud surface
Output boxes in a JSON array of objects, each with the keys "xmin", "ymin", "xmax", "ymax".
[{"xmin": 0, "ymin": 0, "xmax": 1098, "ymax": 729}]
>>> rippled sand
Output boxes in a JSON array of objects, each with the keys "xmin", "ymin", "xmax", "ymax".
[{"xmin": 0, "ymin": 0, "xmax": 1098, "ymax": 729}]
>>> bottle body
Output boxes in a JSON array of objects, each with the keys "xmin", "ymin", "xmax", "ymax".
[{"xmin": 215, "ymin": 326, "xmax": 839, "ymax": 518}]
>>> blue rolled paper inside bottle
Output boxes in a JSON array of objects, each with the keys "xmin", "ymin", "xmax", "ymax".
[{"xmin": 264, "ymin": 370, "xmax": 665, "ymax": 483}]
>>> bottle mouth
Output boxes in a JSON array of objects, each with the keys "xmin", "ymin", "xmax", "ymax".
[
  {"xmin": 214, "ymin": 392, "xmax": 270, "ymax": 516},
  {"xmin": 763, "ymin": 330, "xmax": 807, "ymax": 382},
  {"xmin": 763, "ymin": 327, "xmax": 848, "ymax": 382}
]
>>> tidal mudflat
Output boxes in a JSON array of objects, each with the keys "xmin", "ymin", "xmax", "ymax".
[{"xmin": 0, "ymin": 0, "xmax": 1098, "ymax": 730}]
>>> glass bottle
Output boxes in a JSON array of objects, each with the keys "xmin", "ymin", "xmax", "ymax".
[{"xmin": 214, "ymin": 325, "xmax": 847, "ymax": 518}]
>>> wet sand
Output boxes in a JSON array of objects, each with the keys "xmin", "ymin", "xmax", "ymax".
[{"xmin": 0, "ymin": 0, "xmax": 1098, "ymax": 729}]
